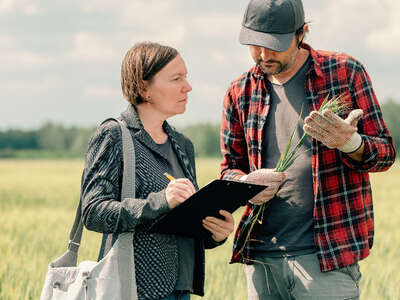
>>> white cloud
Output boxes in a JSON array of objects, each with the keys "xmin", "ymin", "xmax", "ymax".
[
  {"xmin": 9, "ymin": 51, "xmax": 53, "ymax": 66},
  {"xmin": 209, "ymin": 49, "xmax": 253, "ymax": 68},
  {"xmin": 114, "ymin": 25, "xmax": 187, "ymax": 53},
  {"xmin": 77, "ymin": 0, "xmax": 180, "ymax": 28},
  {"xmin": 78, "ymin": 0, "xmax": 122, "ymax": 12},
  {"xmin": 69, "ymin": 32, "xmax": 118, "ymax": 61},
  {"xmin": 0, "ymin": 0, "xmax": 39, "ymax": 15},
  {"xmin": 1, "ymin": 0, "xmax": 399, "ymax": 130},
  {"xmin": 23, "ymin": 2, "xmax": 38, "ymax": 14},
  {"xmin": 193, "ymin": 13, "xmax": 241, "ymax": 38},
  {"xmin": 83, "ymin": 85, "xmax": 121, "ymax": 99},
  {"xmin": 0, "ymin": 76, "xmax": 63, "ymax": 97},
  {"xmin": 0, "ymin": 34, "xmax": 14, "ymax": 47},
  {"xmin": 0, "ymin": 0, "xmax": 14, "ymax": 13},
  {"xmin": 305, "ymin": 0, "xmax": 383, "ymax": 52},
  {"xmin": 0, "ymin": 34, "xmax": 54, "ymax": 67},
  {"xmin": 211, "ymin": 51, "xmax": 229, "ymax": 65},
  {"xmin": 366, "ymin": 1, "xmax": 400, "ymax": 55},
  {"xmin": 118, "ymin": 1, "xmax": 180, "ymax": 28},
  {"xmin": 76, "ymin": 0, "xmax": 187, "ymax": 46},
  {"xmin": 136, "ymin": 24, "xmax": 187, "ymax": 47}
]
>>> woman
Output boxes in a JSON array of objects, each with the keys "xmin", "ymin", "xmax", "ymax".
[{"xmin": 80, "ymin": 42, "xmax": 234, "ymax": 300}]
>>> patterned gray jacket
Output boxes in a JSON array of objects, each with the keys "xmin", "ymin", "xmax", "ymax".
[{"xmin": 80, "ymin": 104, "xmax": 220, "ymax": 299}]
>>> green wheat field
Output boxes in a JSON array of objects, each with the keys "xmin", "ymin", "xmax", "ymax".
[{"xmin": 0, "ymin": 159, "xmax": 399, "ymax": 300}]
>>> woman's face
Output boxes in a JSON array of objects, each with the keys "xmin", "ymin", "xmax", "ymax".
[{"xmin": 144, "ymin": 55, "xmax": 192, "ymax": 119}]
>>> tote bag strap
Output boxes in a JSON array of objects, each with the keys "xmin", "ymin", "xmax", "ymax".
[
  {"xmin": 117, "ymin": 118, "xmax": 136, "ymax": 200},
  {"xmin": 53, "ymin": 117, "xmax": 136, "ymax": 265},
  {"xmin": 113, "ymin": 118, "xmax": 138, "ymax": 300}
]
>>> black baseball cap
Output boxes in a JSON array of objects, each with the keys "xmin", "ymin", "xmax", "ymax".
[{"xmin": 239, "ymin": 0, "xmax": 305, "ymax": 52}]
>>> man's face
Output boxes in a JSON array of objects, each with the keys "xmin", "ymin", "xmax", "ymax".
[{"xmin": 249, "ymin": 35, "xmax": 300, "ymax": 76}]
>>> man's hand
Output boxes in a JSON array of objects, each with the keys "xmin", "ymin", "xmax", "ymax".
[
  {"xmin": 202, "ymin": 210, "xmax": 235, "ymax": 242},
  {"xmin": 303, "ymin": 109, "xmax": 363, "ymax": 153},
  {"xmin": 241, "ymin": 168, "xmax": 286, "ymax": 205}
]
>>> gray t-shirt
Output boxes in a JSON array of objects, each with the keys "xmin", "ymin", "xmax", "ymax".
[
  {"xmin": 154, "ymin": 138, "xmax": 195, "ymax": 292},
  {"xmin": 255, "ymin": 56, "xmax": 317, "ymax": 256}
]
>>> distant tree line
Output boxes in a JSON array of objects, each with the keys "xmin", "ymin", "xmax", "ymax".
[
  {"xmin": 0, "ymin": 100, "xmax": 399, "ymax": 158},
  {"xmin": 0, "ymin": 122, "xmax": 222, "ymax": 158},
  {"xmin": 180, "ymin": 123, "xmax": 221, "ymax": 157},
  {"xmin": 0, "ymin": 123, "xmax": 96, "ymax": 158}
]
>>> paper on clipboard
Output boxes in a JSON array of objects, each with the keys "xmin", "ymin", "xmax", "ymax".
[{"xmin": 149, "ymin": 179, "xmax": 266, "ymax": 238}]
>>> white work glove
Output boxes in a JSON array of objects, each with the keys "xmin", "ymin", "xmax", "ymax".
[
  {"xmin": 303, "ymin": 109, "xmax": 364, "ymax": 153},
  {"xmin": 240, "ymin": 168, "xmax": 286, "ymax": 205}
]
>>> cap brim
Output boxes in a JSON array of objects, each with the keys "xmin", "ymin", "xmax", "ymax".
[{"xmin": 239, "ymin": 26, "xmax": 294, "ymax": 52}]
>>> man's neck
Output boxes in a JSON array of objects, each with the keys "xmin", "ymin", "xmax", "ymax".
[{"xmin": 267, "ymin": 48, "xmax": 310, "ymax": 85}]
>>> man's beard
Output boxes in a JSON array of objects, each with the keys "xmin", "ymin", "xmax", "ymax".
[{"xmin": 257, "ymin": 59, "xmax": 288, "ymax": 75}]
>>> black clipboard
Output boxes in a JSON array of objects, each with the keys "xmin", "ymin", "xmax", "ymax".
[{"xmin": 149, "ymin": 179, "xmax": 266, "ymax": 239}]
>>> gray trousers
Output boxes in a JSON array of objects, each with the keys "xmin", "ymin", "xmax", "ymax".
[{"xmin": 244, "ymin": 252, "xmax": 361, "ymax": 300}]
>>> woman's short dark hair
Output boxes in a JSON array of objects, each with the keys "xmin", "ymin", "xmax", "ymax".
[{"xmin": 121, "ymin": 42, "xmax": 179, "ymax": 105}]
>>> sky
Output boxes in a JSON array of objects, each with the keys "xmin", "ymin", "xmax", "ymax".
[{"xmin": 1, "ymin": 0, "xmax": 399, "ymax": 129}]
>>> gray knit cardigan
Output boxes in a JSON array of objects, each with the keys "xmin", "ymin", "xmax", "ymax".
[{"xmin": 80, "ymin": 104, "xmax": 221, "ymax": 299}]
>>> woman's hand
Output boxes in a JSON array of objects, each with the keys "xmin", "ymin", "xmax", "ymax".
[
  {"xmin": 165, "ymin": 178, "xmax": 196, "ymax": 209},
  {"xmin": 202, "ymin": 210, "xmax": 235, "ymax": 242}
]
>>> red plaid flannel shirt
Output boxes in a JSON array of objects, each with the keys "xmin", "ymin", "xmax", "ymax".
[{"xmin": 220, "ymin": 43, "xmax": 396, "ymax": 272}]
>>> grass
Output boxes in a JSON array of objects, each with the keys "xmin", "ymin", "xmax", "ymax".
[{"xmin": 0, "ymin": 159, "xmax": 399, "ymax": 300}]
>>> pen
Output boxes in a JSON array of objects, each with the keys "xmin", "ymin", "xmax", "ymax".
[{"xmin": 163, "ymin": 172, "xmax": 176, "ymax": 181}]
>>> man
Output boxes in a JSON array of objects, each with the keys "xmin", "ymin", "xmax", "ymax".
[{"xmin": 220, "ymin": 0, "xmax": 396, "ymax": 299}]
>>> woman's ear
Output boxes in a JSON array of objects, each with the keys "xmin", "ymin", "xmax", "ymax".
[{"xmin": 140, "ymin": 80, "xmax": 150, "ymax": 101}]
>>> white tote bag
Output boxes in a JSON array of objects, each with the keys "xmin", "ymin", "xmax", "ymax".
[{"xmin": 40, "ymin": 119, "xmax": 138, "ymax": 300}]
